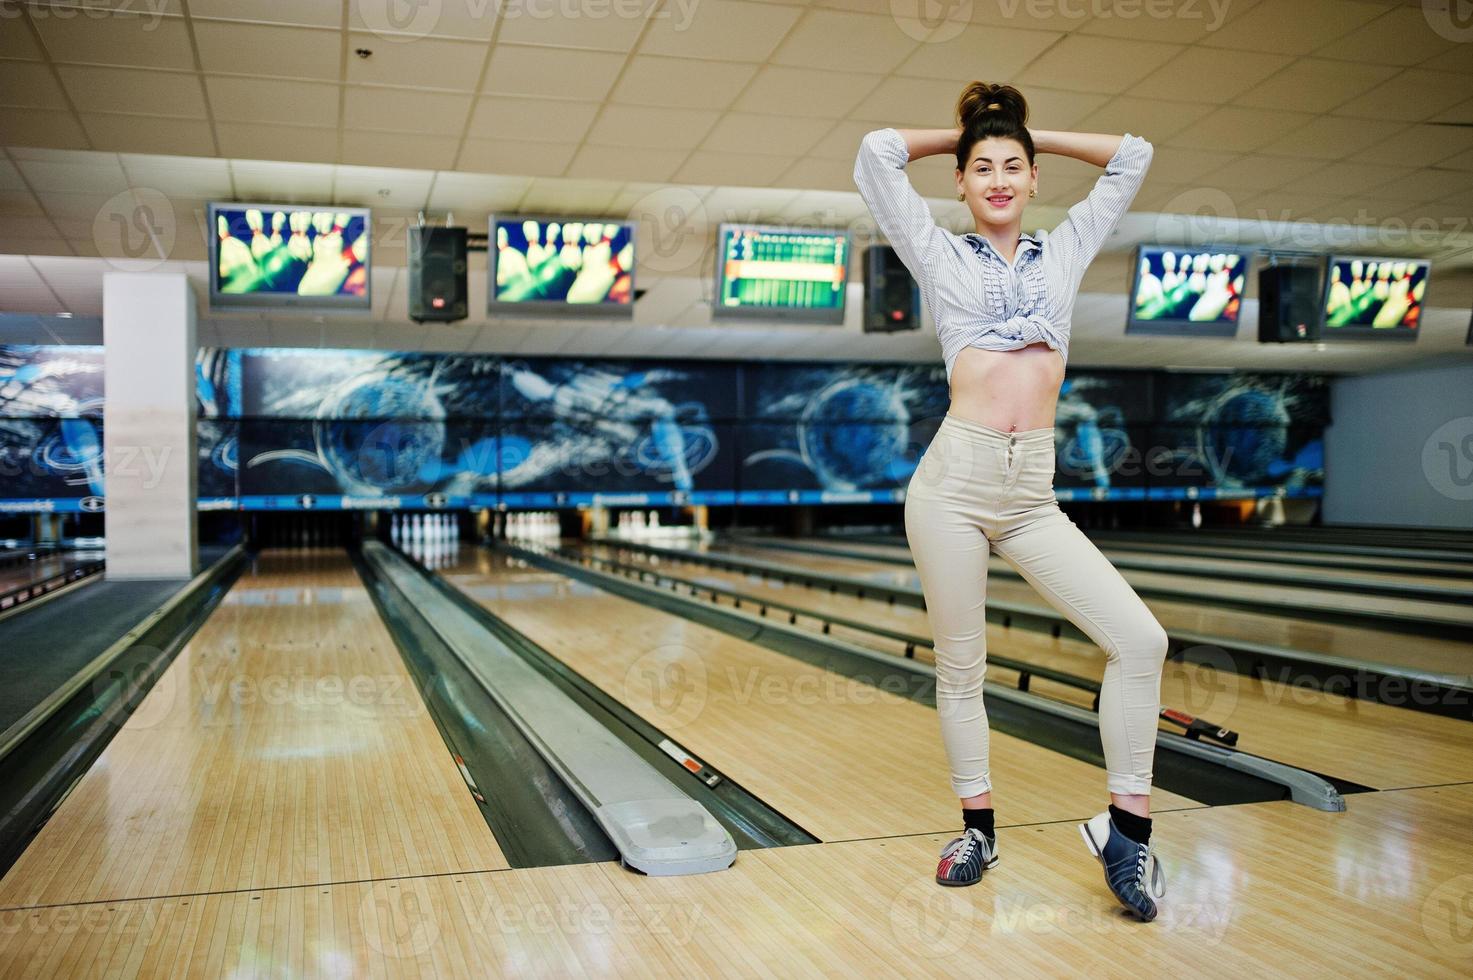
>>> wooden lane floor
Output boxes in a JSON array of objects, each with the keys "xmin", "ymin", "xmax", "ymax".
[
  {"xmin": 756, "ymin": 536, "xmax": 1473, "ymax": 592},
  {"xmin": 583, "ymin": 542, "xmax": 1473, "ymax": 791},
  {"xmin": 0, "ymin": 549, "xmax": 508, "ymax": 912},
  {"xmin": 698, "ymin": 542, "xmax": 1473, "ymax": 679},
  {"xmin": 440, "ymin": 547, "xmax": 1204, "ymax": 843},
  {"xmin": 3, "ymin": 782, "xmax": 1467, "ymax": 976},
  {"xmin": 707, "ymin": 542, "xmax": 1473, "ymax": 634},
  {"xmin": 0, "ymin": 552, "xmax": 95, "ymax": 594}
]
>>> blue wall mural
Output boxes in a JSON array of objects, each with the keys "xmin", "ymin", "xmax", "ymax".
[{"xmin": 0, "ymin": 344, "xmax": 1330, "ymax": 512}]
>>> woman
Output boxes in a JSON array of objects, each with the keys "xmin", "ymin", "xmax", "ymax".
[{"xmin": 852, "ymin": 82, "xmax": 1168, "ymax": 921}]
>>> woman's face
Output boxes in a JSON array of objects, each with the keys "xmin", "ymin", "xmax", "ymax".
[{"xmin": 956, "ymin": 137, "xmax": 1037, "ymax": 228}]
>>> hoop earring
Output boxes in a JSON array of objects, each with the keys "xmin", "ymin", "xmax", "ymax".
[
  {"xmin": 957, "ymin": 194, "xmax": 964, "ymax": 201},
  {"xmin": 1029, "ymin": 188, "xmax": 1036, "ymax": 198}
]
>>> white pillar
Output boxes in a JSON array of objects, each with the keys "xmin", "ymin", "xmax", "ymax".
[{"xmin": 103, "ymin": 272, "xmax": 197, "ymax": 578}]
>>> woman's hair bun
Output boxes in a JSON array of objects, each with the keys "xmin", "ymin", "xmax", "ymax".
[{"xmin": 956, "ymin": 82, "xmax": 1029, "ymax": 130}]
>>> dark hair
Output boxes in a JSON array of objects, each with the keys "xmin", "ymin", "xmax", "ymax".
[{"xmin": 954, "ymin": 82, "xmax": 1034, "ymax": 173}]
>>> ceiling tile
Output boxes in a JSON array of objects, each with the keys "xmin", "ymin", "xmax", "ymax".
[
  {"xmin": 459, "ymin": 138, "xmax": 579, "ymax": 177},
  {"xmin": 1370, "ymin": 167, "xmax": 1473, "ymax": 203},
  {"xmin": 1255, "ymin": 114, "xmax": 1408, "ymax": 160},
  {"xmin": 1075, "ymin": 0, "xmax": 1256, "ymax": 43},
  {"xmin": 641, "ymin": 0, "xmax": 800, "ymax": 61},
  {"xmin": 1192, "ymin": 153, "xmax": 1326, "ymax": 193},
  {"xmin": 0, "ymin": 10, "xmax": 44, "ymax": 59},
  {"xmin": 1017, "ymin": 35, "xmax": 1183, "ymax": 95},
  {"xmin": 1331, "ymin": 70, "xmax": 1473, "ymax": 123},
  {"xmin": 79, "ymin": 113, "xmax": 215, "ymax": 155},
  {"xmin": 777, "ymin": 154, "xmax": 860, "ymax": 191},
  {"xmin": 214, "ymin": 121, "xmax": 338, "ymax": 164},
  {"xmin": 586, "ymin": 104, "xmax": 719, "ymax": 150},
  {"xmin": 331, "ymin": 164, "xmax": 435, "ymax": 209},
  {"xmin": 1198, "ymin": 0, "xmax": 1389, "ymax": 56},
  {"xmin": 32, "ymin": 11, "xmax": 196, "ymax": 69},
  {"xmin": 807, "ymin": 119, "xmax": 881, "ymax": 161},
  {"xmin": 424, "ymin": 171, "xmax": 530, "ymax": 212},
  {"xmin": 206, "ymin": 75, "xmax": 340, "ymax": 126},
  {"xmin": 564, "ymin": 143, "xmax": 686, "ymax": 183},
  {"xmin": 350, "ymin": 0, "xmax": 498, "ymax": 41},
  {"xmin": 1351, "ymin": 122, "xmax": 1473, "ymax": 168},
  {"xmin": 467, "ymin": 97, "xmax": 599, "ymax": 143},
  {"xmin": 189, "ymin": 0, "xmax": 341, "ymax": 28},
  {"xmin": 495, "ymin": 2, "xmax": 651, "ymax": 52},
  {"xmin": 771, "ymin": 10, "xmax": 920, "ymax": 74},
  {"xmin": 701, "ymin": 112, "xmax": 824, "ymax": 157},
  {"xmin": 1235, "ymin": 58, "xmax": 1401, "ymax": 115},
  {"xmin": 343, "ymin": 86, "xmax": 471, "ymax": 135},
  {"xmin": 1312, "ymin": 7, "xmax": 1464, "ymax": 67},
  {"xmin": 15, "ymin": 153, "xmax": 127, "ymax": 193},
  {"xmin": 57, "ymin": 65, "xmax": 206, "ymax": 116},
  {"xmin": 674, "ymin": 148, "xmax": 801, "ymax": 186},
  {"xmin": 482, "ymin": 44, "xmax": 624, "ymax": 100},
  {"xmin": 892, "ymin": 23, "xmax": 1061, "ymax": 82},
  {"xmin": 1127, "ymin": 46, "xmax": 1290, "ymax": 103},
  {"xmin": 340, "ymin": 130, "xmax": 459, "ymax": 170},
  {"xmin": 612, "ymin": 55, "xmax": 760, "ymax": 110},
  {"xmin": 193, "ymin": 22, "xmax": 341, "ymax": 81},
  {"xmin": 735, "ymin": 66, "xmax": 872, "ymax": 120},
  {"xmin": 1165, "ymin": 107, "xmax": 1316, "ymax": 155},
  {"xmin": 346, "ymin": 31, "xmax": 487, "ymax": 91},
  {"xmin": 228, "ymin": 159, "xmax": 335, "ymax": 202},
  {"xmin": 0, "ymin": 60, "xmax": 68, "ymax": 108},
  {"xmin": 1145, "ymin": 146, "xmax": 1244, "ymax": 184},
  {"xmin": 117, "ymin": 153, "xmax": 231, "ymax": 197},
  {"xmin": 1071, "ymin": 96, "xmax": 1216, "ymax": 144},
  {"xmin": 1419, "ymin": 45, "xmax": 1473, "ymax": 75}
]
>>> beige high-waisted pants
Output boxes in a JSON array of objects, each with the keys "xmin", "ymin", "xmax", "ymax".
[{"xmin": 903, "ymin": 412, "xmax": 1167, "ymax": 798}]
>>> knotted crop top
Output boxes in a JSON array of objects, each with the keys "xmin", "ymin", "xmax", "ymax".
[{"xmin": 852, "ymin": 127, "xmax": 1154, "ymax": 384}]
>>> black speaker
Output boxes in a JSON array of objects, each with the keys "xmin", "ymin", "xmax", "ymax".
[
  {"xmin": 1258, "ymin": 264, "xmax": 1322, "ymax": 343},
  {"xmin": 409, "ymin": 225, "xmax": 467, "ymax": 323},
  {"xmin": 862, "ymin": 245, "xmax": 920, "ymax": 333}
]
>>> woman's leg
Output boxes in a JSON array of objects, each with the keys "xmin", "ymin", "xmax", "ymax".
[
  {"xmin": 904, "ymin": 483, "xmax": 994, "ymax": 805},
  {"xmin": 989, "ymin": 509, "xmax": 1168, "ymax": 808}
]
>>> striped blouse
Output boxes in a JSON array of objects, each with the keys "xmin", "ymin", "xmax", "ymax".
[{"xmin": 852, "ymin": 127, "xmax": 1154, "ymax": 383}]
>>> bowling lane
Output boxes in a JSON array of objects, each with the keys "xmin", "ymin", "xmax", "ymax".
[
  {"xmin": 709, "ymin": 540, "xmax": 1472, "ymax": 633},
  {"xmin": 766, "ymin": 536, "xmax": 1473, "ymax": 592},
  {"xmin": 585, "ymin": 542, "xmax": 1473, "ymax": 790},
  {"xmin": 690, "ymin": 541, "xmax": 1473, "ymax": 679},
  {"xmin": 0, "ymin": 549, "xmax": 508, "ymax": 910},
  {"xmin": 0, "ymin": 550, "xmax": 99, "ymax": 595},
  {"xmin": 441, "ymin": 547, "xmax": 1203, "ymax": 843}
]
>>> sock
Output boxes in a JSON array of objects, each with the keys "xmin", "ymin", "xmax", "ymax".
[
  {"xmin": 1109, "ymin": 804, "xmax": 1151, "ymax": 846},
  {"xmin": 962, "ymin": 806, "xmax": 994, "ymax": 841}
]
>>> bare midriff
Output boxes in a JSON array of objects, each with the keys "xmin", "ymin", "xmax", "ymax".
[{"xmin": 947, "ymin": 342, "xmax": 1066, "ymax": 431}]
